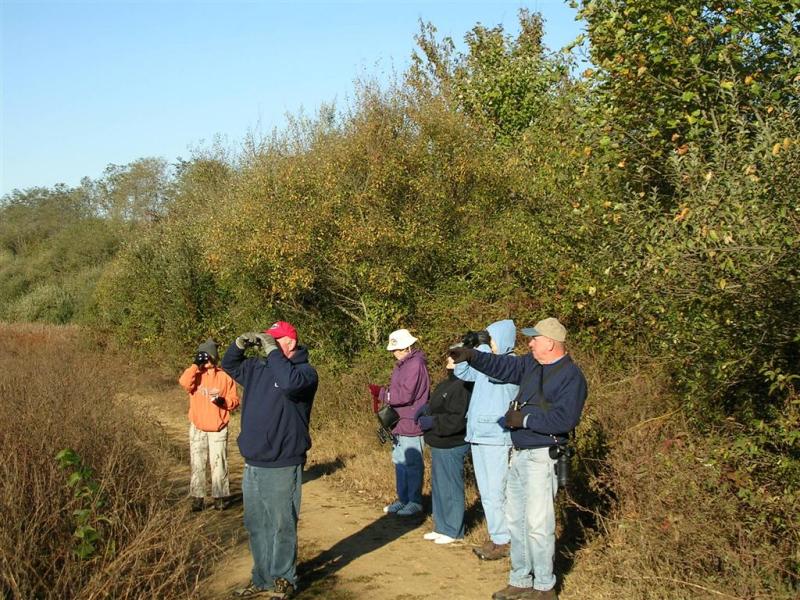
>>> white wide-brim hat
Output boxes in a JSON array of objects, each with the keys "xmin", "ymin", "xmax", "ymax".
[{"xmin": 386, "ymin": 328, "xmax": 418, "ymax": 351}]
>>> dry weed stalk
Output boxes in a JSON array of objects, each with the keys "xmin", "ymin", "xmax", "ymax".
[{"xmin": 0, "ymin": 323, "xmax": 216, "ymax": 599}]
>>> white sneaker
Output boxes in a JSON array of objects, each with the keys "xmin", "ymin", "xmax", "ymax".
[
  {"xmin": 434, "ymin": 534, "xmax": 457, "ymax": 545},
  {"xmin": 396, "ymin": 501, "xmax": 423, "ymax": 516},
  {"xmin": 423, "ymin": 531, "xmax": 443, "ymax": 541},
  {"xmin": 383, "ymin": 500, "xmax": 404, "ymax": 514}
]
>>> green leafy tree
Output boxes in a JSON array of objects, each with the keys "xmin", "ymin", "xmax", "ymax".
[
  {"xmin": 89, "ymin": 157, "xmax": 175, "ymax": 221},
  {"xmin": 577, "ymin": 0, "xmax": 800, "ymax": 194},
  {"xmin": 411, "ymin": 9, "xmax": 570, "ymax": 142}
]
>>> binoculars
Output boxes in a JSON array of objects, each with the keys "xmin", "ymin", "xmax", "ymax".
[
  {"xmin": 548, "ymin": 443, "xmax": 574, "ymax": 489},
  {"xmin": 462, "ymin": 329, "xmax": 491, "ymax": 349}
]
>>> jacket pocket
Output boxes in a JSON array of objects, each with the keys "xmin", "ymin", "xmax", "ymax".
[
  {"xmin": 472, "ymin": 414, "xmax": 504, "ymax": 438},
  {"xmin": 477, "ymin": 414, "xmax": 501, "ymax": 424}
]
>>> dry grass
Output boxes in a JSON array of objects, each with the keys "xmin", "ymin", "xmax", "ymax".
[
  {"xmin": 0, "ymin": 323, "xmax": 217, "ymax": 599},
  {"xmin": 563, "ymin": 354, "xmax": 799, "ymax": 600}
]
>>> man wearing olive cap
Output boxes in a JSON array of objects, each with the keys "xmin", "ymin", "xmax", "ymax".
[
  {"xmin": 222, "ymin": 321, "xmax": 318, "ymax": 599},
  {"xmin": 449, "ymin": 318, "xmax": 588, "ymax": 600}
]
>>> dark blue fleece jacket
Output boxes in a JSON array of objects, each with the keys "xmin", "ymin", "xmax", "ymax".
[
  {"xmin": 468, "ymin": 351, "xmax": 587, "ymax": 448},
  {"xmin": 221, "ymin": 342, "xmax": 318, "ymax": 468}
]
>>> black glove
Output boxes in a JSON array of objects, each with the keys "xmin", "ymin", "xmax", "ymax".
[
  {"xmin": 193, "ymin": 351, "xmax": 210, "ymax": 366},
  {"xmin": 418, "ymin": 415, "xmax": 435, "ymax": 431},
  {"xmin": 448, "ymin": 346, "xmax": 475, "ymax": 364},
  {"xmin": 504, "ymin": 408, "xmax": 525, "ymax": 429}
]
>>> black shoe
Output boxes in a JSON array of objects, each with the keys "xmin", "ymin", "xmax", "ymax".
[
  {"xmin": 191, "ymin": 497, "xmax": 204, "ymax": 512},
  {"xmin": 214, "ymin": 497, "xmax": 227, "ymax": 511}
]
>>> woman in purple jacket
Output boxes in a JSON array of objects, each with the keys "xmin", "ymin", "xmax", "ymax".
[{"xmin": 376, "ymin": 328, "xmax": 430, "ymax": 516}]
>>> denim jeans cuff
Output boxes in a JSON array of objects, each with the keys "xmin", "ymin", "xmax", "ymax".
[{"xmin": 492, "ymin": 536, "xmax": 511, "ymax": 545}]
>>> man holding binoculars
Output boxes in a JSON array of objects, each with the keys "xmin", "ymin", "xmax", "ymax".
[
  {"xmin": 222, "ymin": 321, "xmax": 318, "ymax": 600},
  {"xmin": 449, "ymin": 318, "xmax": 588, "ymax": 600}
]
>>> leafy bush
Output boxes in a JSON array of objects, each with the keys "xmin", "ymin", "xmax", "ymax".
[
  {"xmin": 576, "ymin": 0, "xmax": 800, "ymax": 192},
  {"xmin": 567, "ymin": 359, "xmax": 799, "ymax": 599},
  {"xmin": 0, "ymin": 186, "xmax": 126, "ymax": 324},
  {"xmin": 4, "ymin": 282, "xmax": 77, "ymax": 323}
]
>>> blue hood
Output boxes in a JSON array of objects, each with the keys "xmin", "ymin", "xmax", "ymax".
[
  {"xmin": 487, "ymin": 319, "xmax": 516, "ymax": 355},
  {"xmin": 455, "ymin": 318, "xmax": 519, "ymax": 445}
]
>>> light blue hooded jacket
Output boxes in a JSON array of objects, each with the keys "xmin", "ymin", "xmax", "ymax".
[{"xmin": 455, "ymin": 319, "xmax": 519, "ymax": 445}]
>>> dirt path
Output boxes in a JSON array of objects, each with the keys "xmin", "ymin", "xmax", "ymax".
[{"xmin": 139, "ymin": 387, "xmax": 508, "ymax": 600}]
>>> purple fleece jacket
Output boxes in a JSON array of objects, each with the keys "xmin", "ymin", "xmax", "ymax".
[{"xmin": 380, "ymin": 349, "xmax": 430, "ymax": 436}]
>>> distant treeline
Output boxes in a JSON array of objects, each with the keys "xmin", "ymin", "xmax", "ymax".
[
  {"xmin": 1, "ymin": 4, "xmax": 798, "ymax": 594},
  {"xmin": 0, "ymin": 158, "xmax": 173, "ymax": 324}
]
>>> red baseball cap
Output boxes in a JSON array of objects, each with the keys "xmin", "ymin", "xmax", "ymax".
[{"xmin": 264, "ymin": 321, "xmax": 297, "ymax": 341}]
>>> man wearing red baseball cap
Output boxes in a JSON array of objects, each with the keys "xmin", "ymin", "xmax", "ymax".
[
  {"xmin": 263, "ymin": 321, "xmax": 298, "ymax": 358},
  {"xmin": 222, "ymin": 321, "xmax": 318, "ymax": 599}
]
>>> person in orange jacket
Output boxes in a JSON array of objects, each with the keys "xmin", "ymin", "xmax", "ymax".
[{"xmin": 179, "ymin": 338, "xmax": 240, "ymax": 511}]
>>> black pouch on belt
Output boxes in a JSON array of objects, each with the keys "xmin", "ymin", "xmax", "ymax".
[{"xmin": 376, "ymin": 404, "xmax": 400, "ymax": 430}]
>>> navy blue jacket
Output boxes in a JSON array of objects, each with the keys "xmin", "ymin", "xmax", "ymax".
[
  {"xmin": 468, "ymin": 351, "xmax": 587, "ymax": 449},
  {"xmin": 222, "ymin": 342, "xmax": 318, "ymax": 468}
]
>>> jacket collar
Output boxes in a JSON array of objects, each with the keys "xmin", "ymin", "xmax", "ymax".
[
  {"xmin": 289, "ymin": 345, "xmax": 310, "ymax": 364},
  {"xmin": 397, "ymin": 348, "xmax": 422, "ymax": 367}
]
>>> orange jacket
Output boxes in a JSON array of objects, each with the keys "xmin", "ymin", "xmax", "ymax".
[{"xmin": 179, "ymin": 364, "xmax": 240, "ymax": 432}]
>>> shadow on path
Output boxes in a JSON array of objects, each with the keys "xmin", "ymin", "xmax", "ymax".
[
  {"xmin": 303, "ymin": 458, "xmax": 346, "ymax": 484},
  {"xmin": 463, "ymin": 498, "xmax": 486, "ymax": 538},
  {"xmin": 297, "ymin": 512, "xmax": 424, "ymax": 592}
]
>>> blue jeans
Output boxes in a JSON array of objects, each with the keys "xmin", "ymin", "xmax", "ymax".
[
  {"xmin": 430, "ymin": 444, "xmax": 469, "ymax": 539},
  {"xmin": 242, "ymin": 463, "xmax": 303, "ymax": 589},
  {"xmin": 506, "ymin": 448, "xmax": 558, "ymax": 591},
  {"xmin": 471, "ymin": 443, "xmax": 510, "ymax": 544},
  {"xmin": 391, "ymin": 435, "xmax": 424, "ymax": 504}
]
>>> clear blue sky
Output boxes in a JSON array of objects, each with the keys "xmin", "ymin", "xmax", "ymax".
[{"xmin": 1, "ymin": 1, "xmax": 583, "ymax": 196}]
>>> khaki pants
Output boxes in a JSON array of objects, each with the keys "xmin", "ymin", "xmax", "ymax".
[{"xmin": 189, "ymin": 423, "xmax": 230, "ymax": 498}]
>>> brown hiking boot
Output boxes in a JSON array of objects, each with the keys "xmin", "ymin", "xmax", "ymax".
[
  {"xmin": 232, "ymin": 582, "xmax": 271, "ymax": 597},
  {"xmin": 532, "ymin": 589, "xmax": 558, "ymax": 600},
  {"xmin": 492, "ymin": 585, "xmax": 536, "ymax": 600},
  {"xmin": 473, "ymin": 540, "xmax": 510, "ymax": 560},
  {"xmin": 268, "ymin": 577, "xmax": 295, "ymax": 599}
]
